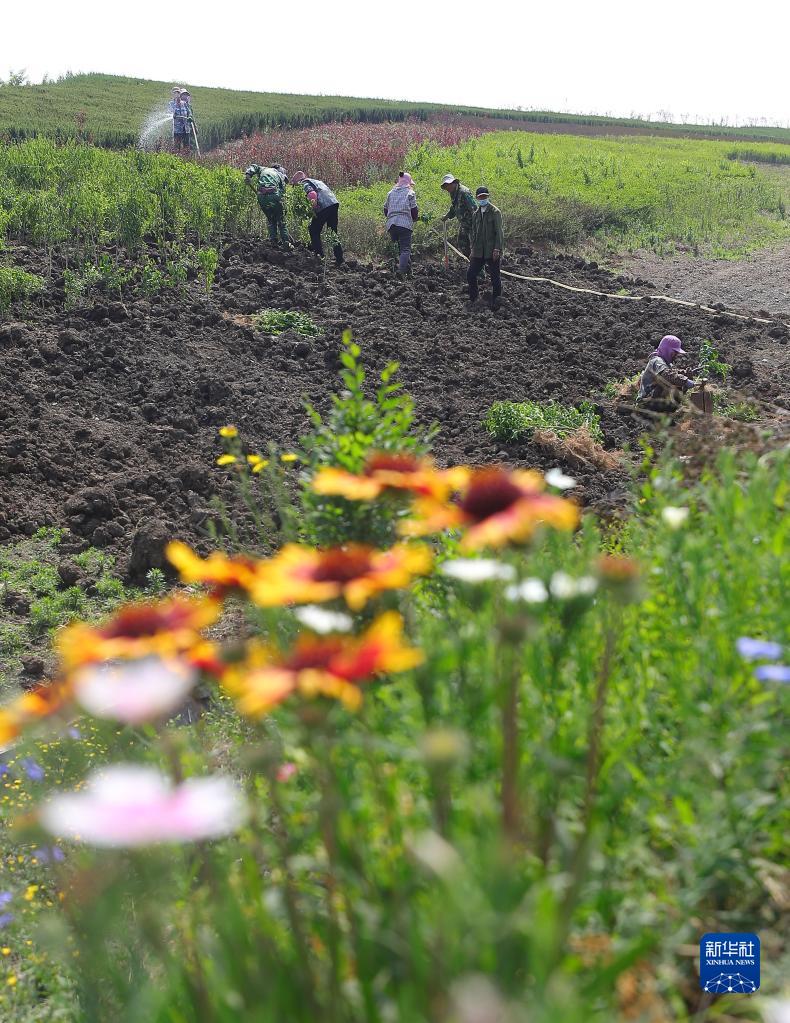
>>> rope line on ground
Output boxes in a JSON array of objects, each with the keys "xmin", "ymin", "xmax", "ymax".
[{"xmin": 445, "ymin": 241, "xmax": 790, "ymax": 329}]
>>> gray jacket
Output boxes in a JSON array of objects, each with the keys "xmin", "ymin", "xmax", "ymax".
[{"xmin": 300, "ymin": 178, "xmax": 338, "ymax": 211}]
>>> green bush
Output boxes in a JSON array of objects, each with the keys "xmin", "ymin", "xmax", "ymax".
[
  {"xmin": 252, "ymin": 308, "xmax": 323, "ymax": 337},
  {"xmin": 0, "ymin": 265, "xmax": 44, "ymax": 313},
  {"xmin": 485, "ymin": 398, "xmax": 603, "ymax": 443}
]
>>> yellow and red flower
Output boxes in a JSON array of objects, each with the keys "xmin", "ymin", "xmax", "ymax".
[
  {"xmin": 222, "ymin": 611, "xmax": 423, "ymax": 716},
  {"xmin": 0, "ymin": 681, "xmax": 70, "ymax": 745},
  {"xmin": 252, "ymin": 542, "xmax": 432, "ymax": 611},
  {"xmin": 58, "ymin": 596, "xmax": 220, "ymax": 671},
  {"xmin": 312, "ymin": 451, "xmax": 466, "ymax": 502},
  {"xmin": 166, "ymin": 540, "xmax": 262, "ymax": 597},
  {"xmin": 402, "ymin": 466, "xmax": 579, "ymax": 550}
]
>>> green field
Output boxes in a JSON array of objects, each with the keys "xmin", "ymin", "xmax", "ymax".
[
  {"xmin": 1, "ymin": 73, "xmax": 790, "ymax": 151},
  {"xmin": 342, "ymin": 132, "xmax": 790, "ymax": 257}
]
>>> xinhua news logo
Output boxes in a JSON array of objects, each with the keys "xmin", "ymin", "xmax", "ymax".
[{"xmin": 699, "ymin": 933, "xmax": 760, "ymax": 994}]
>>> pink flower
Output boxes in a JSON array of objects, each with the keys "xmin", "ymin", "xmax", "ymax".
[
  {"xmin": 40, "ymin": 765, "xmax": 248, "ymax": 847},
  {"xmin": 276, "ymin": 762, "xmax": 298, "ymax": 783},
  {"xmin": 73, "ymin": 657, "xmax": 195, "ymax": 724}
]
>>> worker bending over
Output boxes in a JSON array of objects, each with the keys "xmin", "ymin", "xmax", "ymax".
[
  {"xmin": 290, "ymin": 172, "xmax": 344, "ymax": 265},
  {"xmin": 246, "ymin": 164, "xmax": 291, "ymax": 247}
]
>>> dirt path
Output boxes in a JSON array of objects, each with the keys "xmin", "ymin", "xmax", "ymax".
[{"xmin": 614, "ymin": 243, "xmax": 790, "ymax": 319}]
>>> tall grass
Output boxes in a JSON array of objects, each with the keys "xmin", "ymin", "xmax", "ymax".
[{"xmin": 340, "ymin": 132, "xmax": 790, "ymax": 256}]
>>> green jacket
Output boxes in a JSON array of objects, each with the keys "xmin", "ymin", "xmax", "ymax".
[
  {"xmin": 444, "ymin": 183, "xmax": 477, "ymax": 229},
  {"xmin": 469, "ymin": 203, "xmax": 504, "ymax": 259}
]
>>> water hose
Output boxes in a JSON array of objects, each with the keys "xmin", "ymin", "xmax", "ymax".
[{"xmin": 444, "ymin": 239, "xmax": 790, "ymax": 329}]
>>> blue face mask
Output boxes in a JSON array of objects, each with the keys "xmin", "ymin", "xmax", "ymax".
[{"xmin": 478, "ymin": 198, "xmax": 489, "ymax": 207}]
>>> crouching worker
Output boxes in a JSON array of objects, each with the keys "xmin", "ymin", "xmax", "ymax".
[
  {"xmin": 290, "ymin": 172, "xmax": 344, "ymax": 265},
  {"xmin": 245, "ymin": 164, "xmax": 291, "ymax": 247},
  {"xmin": 637, "ymin": 335, "xmax": 699, "ymax": 409},
  {"xmin": 384, "ymin": 172, "xmax": 418, "ymax": 276},
  {"xmin": 468, "ymin": 186, "xmax": 503, "ymax": 309}
]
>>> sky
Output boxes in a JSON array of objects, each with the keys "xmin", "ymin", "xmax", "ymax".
[{"xmin": 2, "ymin": 0, "xmax": 788, "ymax": 126}]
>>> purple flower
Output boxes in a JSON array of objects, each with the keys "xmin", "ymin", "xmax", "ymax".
[
  {"xmin": 21, "ymin": 758, "xmax": 45, "ymax": 782},
  {"xmin": 737, "ymin": 637, "xmax": 783, "ymax": 661},
  {"xmin": 32, "ymin": 846, "xmax": 65, "ymax": 864},
  {"xmin": 0, "ymin": 914, "xmax": 14, "ymax": 929},
  {"xmin": 0, "ymin": 764, "xmax": 8, "ymax": 778},
  {"xmin": 0, "ymin": 892, "xmax": 12, "ymax": 907},
  {"xmin": 67, "ymin": 727, "xmax": 82, "ymax": 740},
  {"xmin": 754, "ymin": 664, "xmax": 790, "ymax": 684}
]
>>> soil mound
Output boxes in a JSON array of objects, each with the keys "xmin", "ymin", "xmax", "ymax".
[{"xmin": 1, "ymin": 239, "xmax": 788, "ymax": 569}]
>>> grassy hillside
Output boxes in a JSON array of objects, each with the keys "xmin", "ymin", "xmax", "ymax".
[
  {"xmin": 341, "ymin": 132, "xmax": 790, "ymax": 257},
  {"xmin": 1, "ymin": 73, "xmax": 789, "ymax": 151}
]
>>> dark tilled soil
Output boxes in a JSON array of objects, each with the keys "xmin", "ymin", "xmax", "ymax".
[{"xmin": 1, "ymin": 238, "xmax": 788, "ymax": 574}]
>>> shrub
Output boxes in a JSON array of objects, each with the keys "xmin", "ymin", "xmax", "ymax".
[
  {"xmin": 0, "ymin": 265, "xmax": 44, "ymax": 314},
  {"xmin": 699, "ymin": 339, "xmax": 732, "ymax": 381},
  {"xmin": 252, "ymin": 308, "xmax": 323, "ymax": 338},
  {"xmin": 485, "ymin": 398, "xmax": 603, "ymax": 443}
]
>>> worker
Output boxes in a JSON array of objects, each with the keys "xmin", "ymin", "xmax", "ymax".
[
  {"xmin": 440, "ymin": 173, "xmax": 478, "ymax": 257},
  {"xmin": 384, "ymin": 172, "xmax": 418, "ymax": 276},
  {"xmin": 172, "ymin": 89, "xmax": 193, "ymax": 153},
  {"xmin": 245, "ymin": 164, "xmax": 291, "ymax": 247},
  {"xmin": 467, "ymin": 186, "xmax": 503, "ymax": 309},
  {"xmin": 637, "ymin": 335, "xmax": 699, "ymax": 406},
  {"xmin": 290, "ymin": 171, "xmax": 344, "ymax": 265},
  {"xmin": 169, "ymin": 86, "xmax": 181, "ymax": 114}
]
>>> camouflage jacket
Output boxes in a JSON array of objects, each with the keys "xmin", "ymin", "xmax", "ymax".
[
  {"xmin": 637, "ymin": 355, "xmax": 693, "ymax": 400},
  {"xmin": 445, "ymin": 183, "xmax": 477, "ymax": 229}
]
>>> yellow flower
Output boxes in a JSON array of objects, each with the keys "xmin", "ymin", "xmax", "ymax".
[
  {"xmin": 0, "ymin": 682, "xmax": 70, "ymax": 745},
  {"xmin": 246, "ymin": 454, "xmax": 269, "ymax": 473},
  {"xmin": 252, "ymin": 542, "xmax": 432, "ymax": 611},
  {"xmin": 24, "ymin": 885, "xmax": 38, "ymax": 901},
  {"xmin": 166, "ymin": 541, "xmax": 261, "ymax": 597},
  {"xmin": 58, "ymin": 596, "xmax": 221, "ymax": 671},
  {"xmin": 222, "ymin": 612, "xmax": 423, "ymax": 717},
  {"xmin": 216, "ymin": 454, "xmax": 237, "ymax": 466},
  {"xmin": 219, "ymin": 425, "xmax": 238, "ymax": 438},
  {"xmin": 280, "ymin": 453, "xmax": 299, "ymax": 463},
  {"xmin": 6, "ymin": 976, "xmax": 16, "ymax": 987},
  {"xmin": 402, "ymin": 466, "xmax": 579, "ymax": 550},
  {"xmin": 313, "ymin": 452, "xmax": 466, "ymax": 503}
]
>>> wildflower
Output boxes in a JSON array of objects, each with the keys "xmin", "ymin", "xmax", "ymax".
[
  {"xmin": 58, "ymin": 596, "xmax": 220, "ymax": 670},
  {"xmin": 246, "ymin": 454, "xmax": 268, "ymax": 473},
  {"xmin": 216, "ymin": 454, "xmax": 237, "ymax": 466},
  {"xmin": 218, "ymin": 425, "xmax": 238, "ymax": 438},
  {"xmin": 754, "ymin": 664, "xmax": 790, "ymax": 683},
  {"xmin": 253, "ymin": 542, "xmax": 432, "ymax": 611},
  {"xmin": 166, "ymin": 541, "xmax": 261, "ymax": 596},
  {"xmin": 40, "ymin": 765, "xmax": 248, "ymax": 847},
  {"xmin": 280, "ymin": 453, "xmax": 299, "ymax": 463},
  {"xmin": 545, "ymin": 467, "xmax": 577, "ymax": 490},
  {"xmin": 21, "ymin": 759, "xmax": 45, "ymax": 782},
  {"xmin": 439, "ymin": 559, "xmax": 516, "ymax": 584},
  {"xmin": 505, "ymin": 578, "xmax": 549, "ymax": 603},
  {"xmin": 24, "ymin": 885, "xmax": 38, "ymax": 902},
  {"xmin": 736, "ymin": 637, "xmax": 783, "ymax": 661},
  {"xmin": 402, "ymin": 466, "xmax": 579, "ymax": 550},
  {"xmin": 73, "ymin": 657, "xmax": 196, "ymax": 725},
  {"xmin": 550, "ymin": 572, "xmax": 598, "ymax": 600},
  {"xmin": 596, "ymin": 555, "xmax": 643, "ymax": 601},
  {"xmin": 276, "ymin": 762, "xmax": 298, "ymax": 783},
  {"xmin": 313, "ymin": 452, "xmax": 464, "ymax": 502},
  {"xmin": 31, "ymin": 846, "xmax": 65, "ymax": 865},
  {"xmin": 0, "ymin": 893, "xmax": 11, "ymax": 908},
  {"xmin": 661, "ymin": 506, "xmax": 689, "ymax": 529},
  {"xmin": 0, "ymin": 683, "xmax": 70, "ymax": 745},
  {"xmin": 293, "ymin": 605, "xmax": 354, "ymax": 634},
  {"xmin": 223, "ymin": 611, "xmax": 423, "ymax": 716},
  {"xmin": 0, "ymin": 915, "xmax": 13, "ymax": 929},
  {"xmin": 6, "ymin": 975, "xmax": 16, "ymax": 986}
]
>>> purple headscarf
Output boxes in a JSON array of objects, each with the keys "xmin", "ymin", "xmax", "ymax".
[{"xmin": 653, "ymin": 335, "xmax": 686, "ymax": 362}]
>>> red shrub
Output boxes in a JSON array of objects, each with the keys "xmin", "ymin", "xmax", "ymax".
[{"xmin": 210, "ymin": 117, "xmax": 491, "ymax": 188}]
